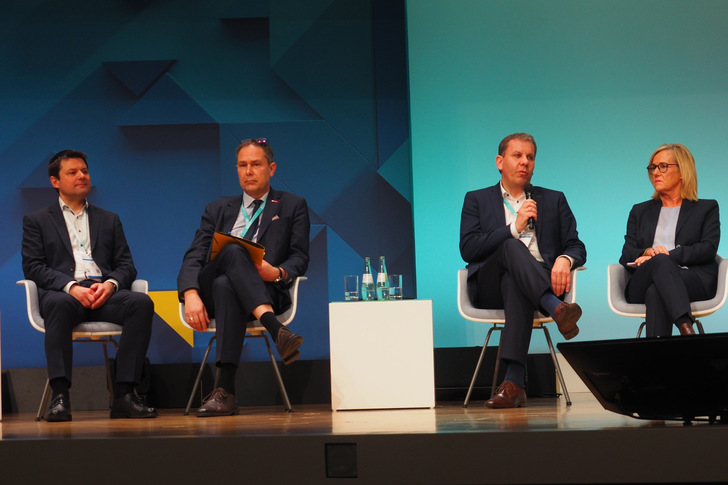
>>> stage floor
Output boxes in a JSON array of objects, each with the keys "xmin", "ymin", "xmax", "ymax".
[
  {"xmin": 1, "ymin": 393, "xmax": 727, "ymax": 484},
  {"xmin": 0, "ymin": 392, "xmax": 675, "ymax": 439}
]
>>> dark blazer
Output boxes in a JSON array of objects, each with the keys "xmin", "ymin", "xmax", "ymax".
[
  {"xmin": 22, "ymin": 202, "xmax": 138, "ymax": 293},
  {"xmin": 460, "ymin": 182, "xmax": 586, "ymax": 298},
  {"xmin": 177, "ymin": 187, "xmax": 310, "ymax": 300},
  {"xmin": 619, "ymin": 198, "xmax": 720, "ymax": 293}
]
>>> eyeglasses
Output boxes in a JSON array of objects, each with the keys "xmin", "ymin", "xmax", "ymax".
[{"xmin": 646, "ymin": 163, "xmax": 678, "ymax": 173}]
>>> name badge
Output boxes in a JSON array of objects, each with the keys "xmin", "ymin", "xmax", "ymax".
[
  {"xmin": 74, "ymin": 249, "xmax": 102, "ymax": 280},
  {"xmin": 519, "ymin": 234, "xmax": 532, "ymax": 247}
]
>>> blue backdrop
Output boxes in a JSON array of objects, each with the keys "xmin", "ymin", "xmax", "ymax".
[
  {"xmin": 408, "ymin": 0, "xmax": 728, "ymax": 350},
  {"xmin": 0, "ymin": 0, "xmax": 413, "ymax": 369}
]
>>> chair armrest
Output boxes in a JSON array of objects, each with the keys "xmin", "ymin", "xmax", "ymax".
[
  {"xmin": 131, "ymin": 279, "xmax": 148, "ymax": 294},
  {"xmin": 16, "ymin": 279, "xmax": 45, "ymax": 332},
  {"xmin": 563, "ymin": 266, "xmax": 586, "ymax": 304}
]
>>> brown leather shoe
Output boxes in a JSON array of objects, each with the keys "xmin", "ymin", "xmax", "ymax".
[
  {"xmin": 196, "ymin": 387, "xmax": 238, "ymax": 417},
  {"xmin": 553, "ymin": 302, "xmax": 582, "ymax": 340},
  {"xmin": 678, "ymin": 322, "xmax": 696, "ymax": 335},
  {"xmin": 485, "ymin": 381, "xmax": 527, "ymax": 408},
  {"xmin": 276, "ymin": 327, "xmax": 303, "ymax": 365}
]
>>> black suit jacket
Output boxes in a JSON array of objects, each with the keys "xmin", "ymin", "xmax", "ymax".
[
  {"xmin": 460, "ymin": 182, "xmax": 586, "ymax": 299},
  {"xmin": 22, "ymin": 201, "xmax": 138, "ymax": 294},
  {"xmin": 177, "ymin": 187, "xmax": 310, "ymax": 300},
  {"xmin": 619, "ymin": 198, "xmax": 720, "ymax": 293}
]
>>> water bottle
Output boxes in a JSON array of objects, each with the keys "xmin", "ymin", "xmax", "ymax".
[
  {"xmin": 361, "ymin": 257, "xmax": 375, "ymax": 301},
  {"xmin": 376, "ymin": 256, "xmax": 389, "ymax": 300}
]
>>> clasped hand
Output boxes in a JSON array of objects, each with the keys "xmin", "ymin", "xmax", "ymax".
[
  {"xmin": 69, "ymin": 281, "xmax": 115, "ymax": 309},
  {"xmin": 634, "ymin": 245, "xmax": 669, "ymax": 266}
]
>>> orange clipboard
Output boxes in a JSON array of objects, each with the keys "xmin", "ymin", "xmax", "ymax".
[{"xmin": 210, "ymin": 232, "xmax": 265, "ymax": 265}]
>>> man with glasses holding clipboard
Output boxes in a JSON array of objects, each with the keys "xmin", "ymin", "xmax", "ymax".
[{"xmin": 178, "ymin": 138, "xmax": 310, "ymax": 417}]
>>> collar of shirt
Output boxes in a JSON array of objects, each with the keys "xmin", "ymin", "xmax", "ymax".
[
  {"xmin": 500, "ymin": 182, "xmax": 526, "ymax": 204},
  {"xmin": 242, "ymin": 190, "xmax": 269, "ymax": 215},
  {"xmin": 58, "ymin": 196, "xmax": 89, "ymax": 216}
]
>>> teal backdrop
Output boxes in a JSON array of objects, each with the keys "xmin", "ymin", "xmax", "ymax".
[{"xmin": 408, "ymin": 0, "xmax": 728, "ymax": 350}]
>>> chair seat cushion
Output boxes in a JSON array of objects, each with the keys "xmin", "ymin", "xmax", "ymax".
[{"xmin": 72, "ymin": 322, "xmax": 124, "ymax": 334}]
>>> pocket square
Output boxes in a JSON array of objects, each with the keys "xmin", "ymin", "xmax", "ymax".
[{"xmin": 271, "ymin": 215, "xmax": 280, "ymax": 221}]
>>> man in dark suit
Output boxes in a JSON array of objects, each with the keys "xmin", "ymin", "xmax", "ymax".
[
  {"xmin": 459, "ymin": 133, "xmax": 586, "ymax": 408},
  {"xmin": 22, "ymin": 149, "xmax": 157, "ymax": 421},
  {"xmin": 178, "ymin": 138, "xmax": 310, "ymax": 417}
]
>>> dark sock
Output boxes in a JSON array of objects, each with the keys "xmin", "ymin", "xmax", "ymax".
[
  {"xmin": 503, "ymin": 360, "xmax": 526, "ymax": 389},
  {"xmin": 675, "ymin": 314, "xmax": 693, "ymax": 327},
  {"xmin": 115, "ymin": 382, "xmax": 134, "ymax": 398},
  {"xmin": 259, "ymin": 311, "xmax": 283, "ymax": 340},
  {"xmin": 539, "ymin": 291, "xmax": 562, "ymax": 317},
  {"xmin": 217, "ymin": 362, "xmax": 237, "ymax": 395},
  {"xmin": 50, "ymin": 377, "xmax": 70, "ymax": 399}
]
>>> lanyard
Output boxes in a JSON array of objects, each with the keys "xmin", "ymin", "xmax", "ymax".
[
  {"xmin": 241, "ymin": 200, "xmax": 265, "ymax": 236},
  {"xmin": 503, "ymin": 197, "xmax": 518, "ymax": 216}
]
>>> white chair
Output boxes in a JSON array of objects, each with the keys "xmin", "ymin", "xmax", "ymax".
[
  {"xmin": 458, "ymin": 267, "xmax": 585, "ymax": 407},
  {"xmin": 607, "ymin": 255, "xmax": 728, "ymax": 337},
  {"xmin": 179, "ymin": 276, "xmax": 306, "ymax": 415},
  {"xmin": 17, "ymin": 278, "xmax": 149, "ymax": 421}
]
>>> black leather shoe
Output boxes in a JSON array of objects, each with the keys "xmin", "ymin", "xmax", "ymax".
[
  {"xmin": 276, "ymin": 327, "xmax": 303, "ymax": 365},
  {"xmin": 553, "ymin": 302, "xmax": 582, "ymax": 340},
  {"xmin": 196, "ymin": 387, "xmax": 238, "ymax": 417},
  {"xmin": 110, "ymin": 391, "xmax": 158, "ymax": 419},
  {"xmin": 45, "ymin": 394, "xmax": 72, "ymax": 422},
  {"xmin": 485, "ymin": 381, "xmax": 527, "ymax": 409}
]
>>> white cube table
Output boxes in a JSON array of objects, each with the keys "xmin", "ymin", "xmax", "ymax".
[{"xmin": 329, "ymin": 300, "xmax": 435, "ymax": 410}]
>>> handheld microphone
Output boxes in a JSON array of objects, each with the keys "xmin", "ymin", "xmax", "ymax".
[{"xmin": 524, "ymin": 183, "xmax": 534, "ymax": 230}]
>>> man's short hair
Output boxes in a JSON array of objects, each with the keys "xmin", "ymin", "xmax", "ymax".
[
  {"xmin": 236, "ymin": 138, "xmax": 274, "ymax": 163},
  {"xmin": 498, "ymin": 133, "xmax": 537, "ymax": 157},
  {"xmin": 48, "ymin": 149, "xmax": 88, "ymax": 179}
]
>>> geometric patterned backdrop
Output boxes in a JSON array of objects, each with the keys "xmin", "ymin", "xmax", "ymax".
[{"xmin": 0, "ymin": 0, "xmax": 411, "ymax": 369}]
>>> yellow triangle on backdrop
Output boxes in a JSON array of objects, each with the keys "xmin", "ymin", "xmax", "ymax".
[{"xmin": 149, "ymin": 290, "xmax": 193, "ymax": 346}]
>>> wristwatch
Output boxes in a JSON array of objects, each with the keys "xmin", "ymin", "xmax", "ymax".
[{"xmin": 274, "ymin": 267, "xmax": 284, "ymax": 284}]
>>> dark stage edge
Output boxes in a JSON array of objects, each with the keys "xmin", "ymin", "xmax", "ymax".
[{"xmin": 2, "ymin": 395, "xmax": 727, "ymax": 484}]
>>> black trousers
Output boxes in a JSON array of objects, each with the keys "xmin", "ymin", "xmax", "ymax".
[
  {"xmin": 625, "ymin": 254, "xmax": 710, "ymax": 337},
  {"xmin": 474, "ymin": 238, "xmax": 553, "ymax": 366},
  {"xmin": 40, "ymin": 286, "xmax": 154, "ymax": 386},
  {"xmin": 198, "ymin": 244, "xmax": 289, "ymax": 364}
]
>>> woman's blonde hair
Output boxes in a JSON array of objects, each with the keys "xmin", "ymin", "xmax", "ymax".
[{"xmin": 649, "ymin": 143, "xmax": 698, "ymax": 201}]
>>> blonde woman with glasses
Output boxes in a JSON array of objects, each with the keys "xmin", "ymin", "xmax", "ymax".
[{"xmin": 619, "ymin": 144, "xmax": 720, "ymax": 337}]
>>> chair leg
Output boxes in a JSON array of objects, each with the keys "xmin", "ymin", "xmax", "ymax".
[
  {"xmin": 463, "ymin": 326, "xmax": 500, "ymax": 407},
  {"xmin": 260, "ymin": 334, "xmax": 293, "ymax": 412},
  {"xmin": 36, "ymin": 378, "xmax": 51, "ymax": 421},
  {"xmin": 695, "ymin": 319, "xmax": 705, "ymax": 334},
  {"xmin": 102, "ymin": 341, "xmax": 114, "ymax": 408},
  {"xmin": 541, "ymin": 326, "xmax": 571, "ymax": 405},
  {"xmin": 185, "ymin": 335, "xmax": 216, "ymax": 415},
  {"xmin": 491, "ymin": 339, "xmax": 503, "ymax": 399},
  {"xmin": 637, "ymin": 321, "xmax": 646, "ymax": 338}
]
